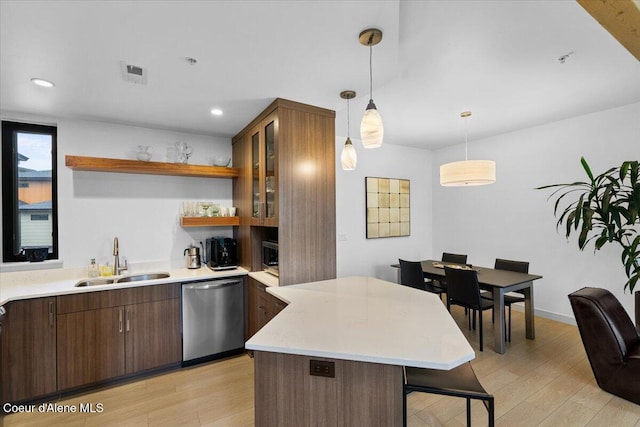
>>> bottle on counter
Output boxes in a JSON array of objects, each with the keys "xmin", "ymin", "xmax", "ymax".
[
  {"xmin": 88, "ymin": 258, "xmax": 100, "ymax": 278},
  {"xmin": 100, "ymin": 262, "xmax": 114, "ymax": 277}
]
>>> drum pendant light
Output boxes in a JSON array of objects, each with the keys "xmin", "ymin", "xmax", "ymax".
[
  {"xmin": 440, "ymin": 112, "xmax": 496, "ymax": 186},
  {"xmin": 340, "ymin": 90, "xmax": 357, "ymax": 170},
  {"xmin": 359, "ymin": 28, "xmax": 383, "ymax": 148}
]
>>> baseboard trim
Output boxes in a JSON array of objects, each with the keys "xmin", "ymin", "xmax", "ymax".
[{"xmin": 510, "ymin": 303, "xmax": 576, "ymax": 325}]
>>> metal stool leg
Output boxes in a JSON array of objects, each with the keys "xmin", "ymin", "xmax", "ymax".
[
  {"xmin": 466, "ymin": 398, "xmax": 471, "ymax": 426},
  {"xmin": 402, "ymin": 387, "xmax": 407, "ymax": 427},
  {"xmin": 489, "ymin": 396, "xmax": 495, "ymax": 427}
]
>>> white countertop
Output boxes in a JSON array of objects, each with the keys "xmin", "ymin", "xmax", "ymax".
[
  {"xmin": 248, "ymin": 270, "xmax": 279, "ymax": 287},
  {"xmin": 0, "ymin": 265, "xmax": 248, "ymax": 306},
  {"xmin": 245, "ymin": 276, "xmax": 475, "ymax": 370}
]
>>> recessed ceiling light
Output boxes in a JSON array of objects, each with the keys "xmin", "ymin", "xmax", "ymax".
[
  {"xmin": 210, "ymin": 108, "xmax": 223, "ymax": 116},
  {"xmin": 31, "ymin": 78, "xmax": 55, "ymax": 88}
]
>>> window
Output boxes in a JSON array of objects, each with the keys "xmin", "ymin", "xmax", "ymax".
[{"xmin": 2, "ymin": 121, "xmax": 58, "ymax": 262}]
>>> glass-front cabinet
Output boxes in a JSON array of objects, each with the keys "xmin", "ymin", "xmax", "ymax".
[{"xmin": 251, "ymin": 113, "xmax": 278, "ymax": 226}]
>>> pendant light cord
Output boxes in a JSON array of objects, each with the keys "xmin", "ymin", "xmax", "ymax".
[
  {"xmin": 347, "ymin": 97, "xmax": 351, "ymax": 137},
  {"xmin": 464, "ymin": 115, "xmax": 468, "ymax": 161},
  {"xmin": 369, "ymin": 44, "xmax": 373, "ymax": 100}
]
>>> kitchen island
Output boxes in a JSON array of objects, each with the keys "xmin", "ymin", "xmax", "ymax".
[{"xmin": 245, "ymin": 276, "xmax": 474, "ymax": 427}]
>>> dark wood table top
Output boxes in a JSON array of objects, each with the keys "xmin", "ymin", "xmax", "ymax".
[
  {"xmin": 392, "ymin": 260, "xmax": 542, "ymax": 289},
  {"xmin": 421, "ymin": 260, "xmax": 542, "ymax": 288}
]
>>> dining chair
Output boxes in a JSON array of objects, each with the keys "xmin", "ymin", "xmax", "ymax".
[
  {"xmin": 445, "ymin": 267, "xmax": 493, "ymax": 351},
  {"xmin": 480, "ymin": 258, "xmax": 529, "ymax": 342},
  {"xmin": 399, "ymin": 259, "xmax": 447, "ymax": 298},
  {"xmin": 442, "ymin": 252, "xmax": 468, "ymax": 265},
  {"xmin": 403, "ymin": 362, "xmax": 494, "ymax": 427},
  {"xmin": 431, "ymin": 252, "xmax": 468, "ymax": 294}
]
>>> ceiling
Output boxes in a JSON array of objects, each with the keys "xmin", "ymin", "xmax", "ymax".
[{"xmin": 2, "ymin": 0, "xmax": 639, "ymax": 149}]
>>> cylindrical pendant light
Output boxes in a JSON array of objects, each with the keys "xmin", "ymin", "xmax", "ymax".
[
  {"xmin": 340, "ymin": 90, "xmax": 357, "ymax": 170},
  {"xmin": 341, "ymin": 137, "xmax": 357, "ymax": 170},
  {"xmin": 440, "ymin": 112, "xmax": 496, "ymax": 186},
  {"xmin": 359, "ymin": 28, "xmax": 383, "ymax": 149}
]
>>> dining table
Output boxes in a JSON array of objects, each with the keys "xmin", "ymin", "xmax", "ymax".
[{"xmin": 392, "ymin": 260, "xmax": 543, "ymax": 354}]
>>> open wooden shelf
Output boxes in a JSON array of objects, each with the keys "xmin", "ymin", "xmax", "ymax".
[
  {"xmin": 180, "ymin": 216, "xmax": 240, "ymax": 227},
  {"xmin": 65, "ymin": 155, "xmax": 239, "ymax": 178}
]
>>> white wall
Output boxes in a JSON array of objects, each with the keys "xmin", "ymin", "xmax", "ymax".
[
  {"xmin": 5, "ymin": 102, "xmax": 637, "ymax": 322},
  {"xmin": 432, "ymin": 102, "xmax": 640, "ymax": 322},
  {"xmin": 1, "ymin": 111, "xmax": 234, "ymax": 270},
  {"xmin": 335, "ymin": 134, "xmax": 433, "ymax": 283}
]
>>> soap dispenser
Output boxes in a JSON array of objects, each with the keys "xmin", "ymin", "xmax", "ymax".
[{"xmin": 88, "ymin": 258, "xmax": 100, "ymax": 278}]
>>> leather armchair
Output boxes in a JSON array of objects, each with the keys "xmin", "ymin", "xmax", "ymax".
[{"xmin": 569, "ymin": 287, "xmax": 640, "ymax": 405}]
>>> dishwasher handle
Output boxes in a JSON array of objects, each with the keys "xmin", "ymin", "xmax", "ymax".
[{"xmin": 183, "ymin": 279, "xmax": 242, "ymax": 291}]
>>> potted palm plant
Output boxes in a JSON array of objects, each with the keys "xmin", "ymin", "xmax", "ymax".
[{"xmin": 537, "ymin": 157, "xmax": 639, "ymax": 327}]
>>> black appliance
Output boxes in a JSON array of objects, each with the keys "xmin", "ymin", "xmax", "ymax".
[
  {"xmin": 206, "ymin": 237, "xmax": 238, "ymax": 270},
  {"xmin": 262, "ymin": 240, "xmax": 279, "ymax": 276}
]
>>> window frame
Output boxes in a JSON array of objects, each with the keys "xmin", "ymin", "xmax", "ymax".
[{"xmin": 2, "ymin": 120, "xmax": 58, "ymax": 262}]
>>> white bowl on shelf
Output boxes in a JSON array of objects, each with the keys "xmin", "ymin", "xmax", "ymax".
[{"xmin": 212, "ymin": 156, "xmax": 231, "ymax": 167}]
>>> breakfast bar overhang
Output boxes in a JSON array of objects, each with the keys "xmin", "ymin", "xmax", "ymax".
[{"xmin": 245, "ymin": 276, "xmax": 475, "ymax": 427}]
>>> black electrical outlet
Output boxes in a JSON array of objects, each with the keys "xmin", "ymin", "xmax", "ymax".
[{"xmin": 310, "ymin": 360, "xmax": 335, "ymax": 378}]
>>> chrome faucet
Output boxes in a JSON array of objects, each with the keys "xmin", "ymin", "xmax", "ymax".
[{"xmin": 113, "ymin": 237, "xmax": 128, "ymax": 275}]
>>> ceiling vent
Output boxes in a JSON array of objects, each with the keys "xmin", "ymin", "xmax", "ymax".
[{"xmin": 120, "ymin": 61, "xmax": 148, "ymax": 85}]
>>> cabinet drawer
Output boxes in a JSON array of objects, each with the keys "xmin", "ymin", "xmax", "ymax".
[
  {"xmin": 57, "ymin": 289, "xmax": 127, "ymax": 314},
  {"xmin": 128, "ymin": 283, "xmax": 180, "ymax": 305},
  {"xmin": 57, "ymin": 283, "xmax": 180, "ymax": 314}
]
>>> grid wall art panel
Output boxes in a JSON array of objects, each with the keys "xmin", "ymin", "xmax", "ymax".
[{"xmin": 365, "ymin": 177, "xmax": 410, "ymax": 239}]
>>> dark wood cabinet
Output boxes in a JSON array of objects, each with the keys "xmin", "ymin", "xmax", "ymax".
[
  {"xmin": 1, "ymin": 297, "xmax": 57, "ymax": 403},
  {"xmin": 254, "ymin": 351, "xmax": 403, "ymax": 427},
  {"xmin": 57, "ymin": 306, "xmax": 126, "ymax": 390},
  {"xmin": 273, "ymin": 297, "xmax": 287, "ymax": 316},
  {"xmin": 247, "ymin": 277, "xmax": 287, "ymax": 339},
  {"xmin": 248, "ymin": 278, "xmax": 266, "ymax": 338},
  {"xmin": 2, "ymin": 283, "xmax": 182, "ymax": 402},
  {"xmin": 125, "ymin": 298, "xmax": 181, "ymax": 374},
  {"xmin": 233, "ymin": 98, "xmax": 336, "ymax": 286},
  {"xmin": 233, "ymin": 130, "xmax": 254, "ymax": 272},
  {"xmin": 56, "ymin": 283, "xmax": 181, "ymax": 392},
  {"xmin": 250, "ymin": 112, "xmax": 278, "ymax": 227}
]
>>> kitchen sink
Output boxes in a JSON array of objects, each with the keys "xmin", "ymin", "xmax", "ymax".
[
  {"xmin": 115, "ymin": 273, "xmax": 170, "ymax": 283},
  {"xmin": 74, "ymin": 278, "xmax": 116, "ymax": 287},
  {"xmin": 74, "ymin": 273, "xmax": 170, "ymax": 287}
]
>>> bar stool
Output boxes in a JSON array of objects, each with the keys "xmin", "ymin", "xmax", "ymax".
[{"xmin": 403, "ymin": 362, "xmax": 494, "ymax": 426}]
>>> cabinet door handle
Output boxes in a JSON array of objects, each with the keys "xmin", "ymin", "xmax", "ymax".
[
  {"xmin": 118, "ymin": 309, "xmax": 123, "ymax": 333},
  {"xmin": 126, "ymin": 310, "xmax": 130, "ymax": 332},
  {"xmin": 48, "ymin": 301, "xmax": 54, "ymax": 327}
]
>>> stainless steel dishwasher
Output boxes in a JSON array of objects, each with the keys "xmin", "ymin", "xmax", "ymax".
[{"xmin": 182, "ymin": 277, "xmax": 245, "ymax": 365}]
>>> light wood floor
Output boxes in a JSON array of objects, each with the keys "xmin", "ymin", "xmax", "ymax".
[{"xmin": 3, "ymin": 307, "xmax": 640, "ymax": 427}]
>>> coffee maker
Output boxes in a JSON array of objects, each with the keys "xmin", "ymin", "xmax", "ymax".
[{"xmin": 205, "ymin": 237, "xmax": 238, "ymax": 270}]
